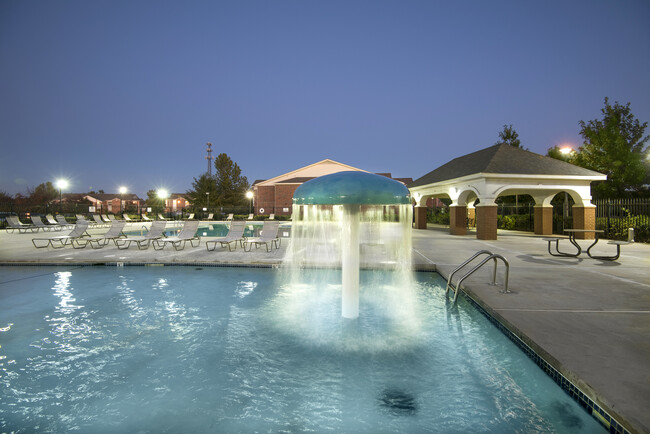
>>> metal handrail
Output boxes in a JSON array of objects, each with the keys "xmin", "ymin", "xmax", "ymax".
[{"xmin": 446, "ymin": 251, "xmax": 510, "ymax": 304}]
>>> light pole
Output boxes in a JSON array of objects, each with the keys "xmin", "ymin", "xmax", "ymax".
[
  {"xmin": 246, "ymin": 191, "xmax": 253, "ymax": 214},
  {"xmin": 119, "ymin": 186, "xmax": 127, "ymax": 214},
  {"xmin": 157, "ymin": 189, "xmax": 169, "ymax": 218},
  {"xmin": 206, "ymin": 191, "xmax": 210, "ymax": 216},
  {"xmin": 56, "ymin": 179, "xmax": 68, "ymax": 214}
]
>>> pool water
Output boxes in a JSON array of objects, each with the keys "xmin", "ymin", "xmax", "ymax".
[{"xmin": 0, "ymin": 266, "xmax": 603, "ymax": 432}]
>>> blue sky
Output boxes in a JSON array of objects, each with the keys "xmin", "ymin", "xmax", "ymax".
[{"xmin": 1, "ymin": 0, "xmax": 649, "ymax": 197}]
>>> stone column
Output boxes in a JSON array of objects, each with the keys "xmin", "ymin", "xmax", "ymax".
[
  {"xmin": 449, "ymin": 205, "xmax": 467, "ymax": 235},
  {"xmin": 476, "ymin": 204, "xmax": 498, "ymax": 240},
  {"xmin": 572, "ymin": 205, "xmax": 597, "ymax": 239},
  {"xmin": 414, "ymin": 206, "xmax": 427, "ymax": 229},
  {"xmin": 533, "ymin": 204, "xmax": 553, "ymax": 235}
]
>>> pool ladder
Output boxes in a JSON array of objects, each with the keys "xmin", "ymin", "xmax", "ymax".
[{"xmin": 445, "ymin": 250, "xmax": 510, "ymax": 304}]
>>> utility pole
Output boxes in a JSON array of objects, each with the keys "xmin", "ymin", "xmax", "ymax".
[{"xmin": 205, "ymin": 142, "xmax": 213, "ymax": 176}]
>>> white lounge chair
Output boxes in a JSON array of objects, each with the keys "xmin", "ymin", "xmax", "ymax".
[
  {"xmin": 205, "ymin": 213, "xmax": 214, "ymax": 221},
  {"xmin": 92, "ymin": 214, "xmax": 110, "ymax": 228},
  {"xmin": 243, "ymin": 221, "xmax": 281, "ymax": 252},
  {"xmin": 186, "ymin": 213, "xmax": 195, "ymax": 220},
  {"xmin": 153, "ymin": 220, "xmax": 200, "ymax": 251},
  {"xmin": 158, "ymin": 214, "xmax": 169, "ymax": 221},
  {"xmin": 123, "ymin": 213, "xmax": 136, "ymax": 222},
  {"xmin": 225, "ymin": 213, "xmax": 234, "ymax": 221},
  {"xmin": 32, "ymin": 220, "xmax": 91, "ymax": 248},
  {"xmin": 31, "ymin": 215, "xmax": 62, "ymax": 232},
  {"xmin": 71, "ymin": 221, "xmax": 127, "ymax": 249},
  {"xmin": 142, "ymin": 214, "xmax": 152, "ymax": 221},
  {"xmin": 269, "ymin": 214, "xmax": 275, "ymax": 220},
  {"xmin": 205, "ymin": 221, "xmax": 246, "ymax": 252},
  {"xmin": 6, "ymin": 215, "xmax": 38, "ymax": 233},
  {"xmin": 45, "ymin": 214, "xmax": 59, "ymax": 225},
  {"xmin": 114, "ymin": 220, "xmax": 167, "ymax": 250},
  {"xmin": 246, "ymin": 214, "xmax": 254, "ymax": 220}
]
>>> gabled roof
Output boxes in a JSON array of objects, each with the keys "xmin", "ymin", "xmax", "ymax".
[
  {"xmin": 409, "ymin": 144, "xmax": 604, "ymax": 188},
  {"xmin": 255, "ymin": 159, "xmax": 367, "ymax": 187}
]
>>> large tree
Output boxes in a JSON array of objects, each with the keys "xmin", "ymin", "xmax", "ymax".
[
  {"xmin": 213, "ymin": 153, "xmax": 250, "ymax": 207},
  {"xmin": 574, "ymin": 98, "xmax": 649, "ymax": 198},
  {"xmin": 28, "ymin": 182, "xmax": 59, "ymax": 204},
  {"xmin": 495, "ymin": 124, "xmax": 522, "ymax": 148},
  {"xmin": 185, "ymin": 173, "xmax": 219, "ymax": 210}
]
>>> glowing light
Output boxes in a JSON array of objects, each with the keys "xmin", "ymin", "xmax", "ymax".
[
  {"xmin": 119, "ymin": 186, "xmax": 127, "ymax": 194},
  {"xmin": 246, "ymin": 191, "xmax": 254, "ymax": 199},
  {"xmin": 157, "ymin": 189, "xmax": 169, "ymax": 199},
  {"xmin": 56, "ymin": 179, "xmax": 69, "ymax": 190},
  {"xmin": 559, "ymin": 147, "xmax": 574, "ymax": 155}
]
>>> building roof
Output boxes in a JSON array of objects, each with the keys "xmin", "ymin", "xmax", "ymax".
[
  {"xmin": 409, "ymin": 143, "xmax": 604, "ymax": 188},
  {"xmin": 254, "ymin": 159, "xmax": 368, "ymax": 187},
  {"xmin": 276, "ymin": 177, "xmax": 316, "ymax": 184}
]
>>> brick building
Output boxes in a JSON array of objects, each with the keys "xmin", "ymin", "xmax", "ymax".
[
  {"xmin": 163, "ymin": 194, "xmax": 191, "ymax": 214},
  {"xmin": 84, "ymin": 193, "xmax": 143, "ymax": 214},
  {"xmin": 252, "ymin": 159, "xmax": 413, "ymax": 216}
]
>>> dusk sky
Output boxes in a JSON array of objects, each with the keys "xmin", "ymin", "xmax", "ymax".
[{"xmin": 1, "ymin": 0, "xmax": 649, "ymax": 198}]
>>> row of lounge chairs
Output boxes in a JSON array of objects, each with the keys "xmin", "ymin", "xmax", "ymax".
[{"xmin": 29, "ymin": 220, "xmax": 281, "ymax": 252}]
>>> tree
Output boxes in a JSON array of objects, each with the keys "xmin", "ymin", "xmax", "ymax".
[
  {"xmin": 495, "ymin": 124, "xmax": 522, "ymax": 148},
  {"xmin": 0, "ymin": 191, "xmax": 14, "ymax": 204},
  {"xmin": 213, "ymin": 153, "xmax": 250, "ymax": 207},
  {"xmin": 574, "ymin": 98, "xmax": 649, "ymax": 198},
  {"xmin": 546, "ymin": 146, "xmax": 575, "ymax": 163},
  {"xmin": 185, "ymin": 173, "xmax": 219, "ymax": 211},
  {"xmin": 28, "ymin": 182, "xmax": 59, "ymax": 204},
  {"xmin": 145, "ymin": 189, "xmax": 165, "ymax": 214}
]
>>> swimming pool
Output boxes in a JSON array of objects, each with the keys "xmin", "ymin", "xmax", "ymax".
[{"xmin": 0, "ymin": 266, "xmax": 604, "ymax": 432}]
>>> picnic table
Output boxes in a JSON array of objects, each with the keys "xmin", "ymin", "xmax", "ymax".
[{"xmin": 544, "ymin": 229, "xmax": 629, "ymax": 261}]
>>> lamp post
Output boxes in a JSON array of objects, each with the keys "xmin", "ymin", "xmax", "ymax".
[
  {"xmin": 119, "ymin": 186, "xmax": 127, "ymax": 214},
  {"xmin": 246, "ymin": 191, "xmax": 253, "ymax": 214},
  {"xmin": 56, "ymin": 179, "xmax": 68, "ymax": 214},
  {"xmin": 206, "ymin": 191, "xmax": 210, "ymax": 216},
  {"xmin": 157, "ymin": 189, "xmax": 169, "ymax": 218}
]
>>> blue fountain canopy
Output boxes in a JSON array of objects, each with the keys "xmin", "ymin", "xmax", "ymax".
[{"xmin": 293, "ymin": 171, "xmax": 411, "ymax": 205}]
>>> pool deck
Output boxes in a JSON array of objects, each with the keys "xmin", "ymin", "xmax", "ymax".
[{"xmin": 0, "ymin": 222, "xmax": 648, "ymax": 433}]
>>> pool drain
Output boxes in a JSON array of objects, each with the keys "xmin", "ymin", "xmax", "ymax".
[{"xmin": 378, "ymin": 389, "xmax": 417, "ymax": 415}]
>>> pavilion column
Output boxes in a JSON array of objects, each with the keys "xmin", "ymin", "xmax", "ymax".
[
  {"xmin": 534, "ymin": 204, "xmax": 553, "ymax": 235},
  {"xmin": 572, "ymin": 204, "xmax": 597, "ymax": 239},
  {"xmin": 476, "ymin": 204, "xmax": 498, "ymax": 240},
  {"xmin": 414, "ymin": 205, "xmax": 427, "ymax": 229},
  {"xmin": 449, "ymin": 205, "xmax": 467, "ymax": 235}
]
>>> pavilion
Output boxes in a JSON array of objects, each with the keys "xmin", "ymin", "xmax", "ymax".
[{"xmin": 409, "ymin": 144, "xmax": 606, "ymax": 240}]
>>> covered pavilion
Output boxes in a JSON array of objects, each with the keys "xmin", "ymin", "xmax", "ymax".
[{"xmin": 409, "ymin": 144, "xmax": 606, "ymax": 240}]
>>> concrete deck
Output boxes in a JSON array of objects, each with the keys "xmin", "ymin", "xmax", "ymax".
[{"xmin": 0, "ymin": 222, "xmax": 648, "ymax": 433}]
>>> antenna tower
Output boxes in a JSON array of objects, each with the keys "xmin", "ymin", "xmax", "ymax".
[{"xmin": 205, "ymin": 142, "xmax": 213, "ymax": 176}]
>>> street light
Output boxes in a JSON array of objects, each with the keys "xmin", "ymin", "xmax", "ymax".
[
  {"xmin": 56, "ymin": 179, "xmax": 68, "ymax": 214},
  {"xmin": 246, "ymin": 191, "xmax": 253, "ymax": 214},
  {"xmin": 119, "ymin": 186, "xmax": 127, "ymax": 213},
  {"xmin": 157, "ymin": 189, "xmax": 169, "ymax": 218}
]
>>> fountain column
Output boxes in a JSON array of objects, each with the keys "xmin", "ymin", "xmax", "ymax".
[{"xmin": 341, "ymin": 204, "xmax": 360, "ymax": 319}]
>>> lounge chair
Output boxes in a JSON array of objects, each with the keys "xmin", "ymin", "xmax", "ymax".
[
  {"xmin": 123, "ymin": 213, "xmax": 136, "ymax": 222},
  {"xmin": 56, "ymin": 215, "xmax": 74, "ymax": 229},
  {"xmin": 114, "ymin": 220, "xmax": 167, "ymax": 250},
  {"xmin": 92, "ymin": 214, "xmax": 110, "ymax": 228},
  {"xmin": 243, "ymin": 221, "xmax": 281, "ymax": 252},
  {"xmin": 107, "ymin": 214, "xmax": 117, "ymax": 221},
  {"xmin": 205, "ymin": 213, "xmax": 214, "ymax": 221},
  {"xmin": 185, "ymin": 213, "xmax": 195, "ymax": 220},
  {"xmin": 152, "ymin": 220, "xmax": 200, "ymax": 251},
  {"xmin": 30, "ymin": 215, "xmax": 62, "ymax": 232},
  {"xmin": 225, "ymin": 213, "xmax": 234, "ymax": 221},
  {"xmin": 71, "ymin": 221, "xmax": 127, "ymax": 249},
  {"xmin": 32, "ymin": 220, "xmax": 91, "ymax": 248},
  {"xmin": 158, "ymin": 214, "xmax": 169, "ymax": 221},
  {"xmin": 142, "ymin": 214, "xmax": 152, "ymax": 221},
  {"xmin": 246, "ymin": 214, "xmax": 254, "ymax": 220},
  {"xmin": 6, "ymin": 215, "xmax": 38, "ymax": 233},
  {"xmin": 76, "ymin": 214, "xmax": 88, "ymax": 222},
  {"xmin": 269, "ymin": 214, "xmax": 275, "ymax": 220},
  {"xmin": 205, "ymin": 221, "xmax": 246, "ymax": 252},
  {"xmin": 45, "ymin": 214, "xmax": 59, "ymax": 225}
]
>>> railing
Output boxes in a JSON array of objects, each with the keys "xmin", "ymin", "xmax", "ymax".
[{"xmin": 445, "ymin": 250, "xmax": 510, "ymax": 304}]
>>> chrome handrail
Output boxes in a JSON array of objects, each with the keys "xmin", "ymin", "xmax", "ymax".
[{"xmin": 446, "ymin": 251, "xmax": 510, "ymax": 304}]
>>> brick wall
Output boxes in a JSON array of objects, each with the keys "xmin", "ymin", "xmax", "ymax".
[
  {"xmin": 275, "ymin": 184, "xmax": 300, "ymax": 215},
  {"xmin": 256, "ymin": 186, "xmax": 275, "ymax": 214}
]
